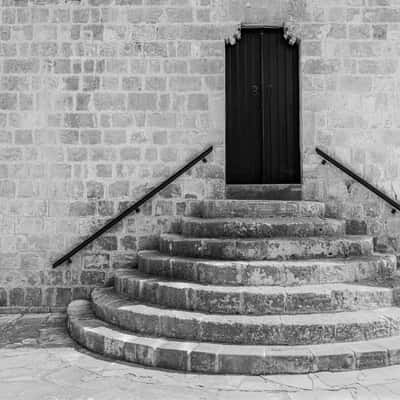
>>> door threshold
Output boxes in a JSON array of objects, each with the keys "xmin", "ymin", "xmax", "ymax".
[{"xmin": 226, "ymin": 184, "xmax": 302, "ymax": 200}]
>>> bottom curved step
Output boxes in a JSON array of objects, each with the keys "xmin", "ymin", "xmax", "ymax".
[{"xmin": 68, "ymin": 300, "xmax": 400, "ymax": 375}]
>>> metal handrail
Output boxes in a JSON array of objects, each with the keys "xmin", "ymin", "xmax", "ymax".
[
  {"xmin": 53, "ymin": 145, "xmax": 214, "ymax": 268},
  {"xmin": 316, "ymin": 147, "xmax": 400, "ymax": 215}
]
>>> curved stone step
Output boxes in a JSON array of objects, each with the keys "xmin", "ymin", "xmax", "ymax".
[
  {"xmin": 68, "ymin": 300, "xmax": 400, "ymax": 375},
  {"xmin": 186, "ymin": 200, "xmax": 325, "ymax": 219},
  {"xmin": 114, "ymin": 270, "xmax": 394, "ymax": 315},
  {"xmin": 180, "ymin": 217, "xmax": 346, "ymax": 238},
  {"xmin": 91, "ymin": 288, "xmax": 400, "ymax": 346},
  {"xmin": 138, "ymin": 251, "xmax": 396, "ymax": 286},
  {"xmin": 160, "ymin": 234, "xmax": 374, "ymax": 261}
]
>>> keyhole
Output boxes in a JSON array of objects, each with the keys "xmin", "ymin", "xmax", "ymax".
[{"xmin": 251, "ymin": 84, "xmax": 259, "ymax": 96}]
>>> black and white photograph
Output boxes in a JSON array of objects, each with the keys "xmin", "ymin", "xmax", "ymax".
[{"xmin": 0, "ymin": 0, "xmax": 399, "ymax": 398}]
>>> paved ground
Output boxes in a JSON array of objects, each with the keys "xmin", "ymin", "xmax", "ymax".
[{"xmin": 1, "ymin": 323, "xmax": 400, "ymax": 399}]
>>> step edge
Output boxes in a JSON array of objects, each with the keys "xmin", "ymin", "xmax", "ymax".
[
  {"xmin": 115, "ymin": 270, "xmax": 396, "ymax": 294},
  {"xmin": 67, "ymin": 300, "xmax": 400, "ymax": 374},
  {"xmin": 91, "ymin": 287, "xmax": 400, "ymax": 325},
  {"xmin": 137, "ymin": 250, "xmax": 397, "ymax": 265}
]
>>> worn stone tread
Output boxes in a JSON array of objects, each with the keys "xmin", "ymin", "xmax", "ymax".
[
  {"xmin": 138, "ymin": 251, "xmax": 395, "ymax": 286},
  {"xmin": 160, "ymin": 234, "xmax": 374, "ymax": 261},
  {"xmin": 91, "ymin": 288, "xmax": 400, "ymax": 346},
  {"xmin": 114, "ymin": 269, "xmax": 394, "ymax": 315},
  {"xmin": 180, "ymin": 217, "xmax": 346, "ymax": 238},
  {"xmin": 185, "ymin": 200, "xmax": 325, "ymax": 218},
  {"xmin": 138, "ymin": 251, "xmax": 396, "ymax": 286},
  {"xmin": 68, "ymin": 300, "xmax": 400, "ymax": 375}
]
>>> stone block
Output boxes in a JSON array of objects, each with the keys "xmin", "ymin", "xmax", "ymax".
[
  {"xmin": 76, "ymin": 93, "xmax": 91, "ymax": 111},
  {"xmin": 352, "ymin": 342, "xmax": 388, "ymax": 369},
  {"xmin": 0, "ymin": 288, "xmax": 7, "ymax": 306},
  {"xmin": 122, "ymin": 77, "xmax": 142, "ymax": 91},
  {"xmin": 128, "ymin": 93, "xmax": 157, "ymax": 110},
  {"xmin": 86, "ymin": 181, "xmax": 104, "ymax": 199},
  {"xmin": 94, "ymin": 93, "xmax": 126, "ymax": 111},
  {"xmin": 188, "ymin": 94, "xmax": 208, "ymax": 110},
  {"xmin": 190, "ymin": 344, "xmax": 218, "ymax": 372},
  {"xmin": 4, "ymin": 59, "xmax": 39, "ymax": 73},
  {"xmin": 83, "ymin": 76, "xmax": 100, "ymax": 92},
  {"xmin": 69, "ymin": 201, "xmax": 96, "ymax": 217},
  {"xmin": 72, "ymin": 9, "xmax": 90, "ymax": 23},
  {"xmin": 80, "ymin": 271, "xmax": 106, "ymax": 285},
  {"xmin": 109, "ymin": 181, "xmax": 129, "ymax": 197},
  {"xmin": 64, "ymin": 113, "xmax": 97, "ymax": 128},
  {"xmin": 265, "ymin": 348, "xmax": 315, "ymax": 374},
  {"xmin": 340, "ymin": 76, "xmax": 372, "ymax": 92},
  {"xmin": 143, "ymin": 42, "xmax": 168, "ymax": 57},
  {"xmin": 9, "ymin": 288, "xmax": 24, "ymax": 306},
  {"xmin": 0, "ymin": 93, "xmax": 17, "ymax": 110},
  {"xmin": 312, "ymin": 344, "xmax": 355, "ymax": 371},
  {"xmin": 304, "ymin": 59, "xmax": 341, "ymax": 75},
  {"xmin": 373, "ymin": 24, "xmax": 387, "ymax": 39},
  {"xmin": 349, "ymin": 24, "xmax": 371, "ymax": 39},
  {"xmin": 80, "ymin": 129, "xmax": 101, "ymax": 144},
  {"xmin": 218, "ymin": 347, "xmax": 267, "ymax": 374},
  {"xmin": 169, "ymin": 77, "xmax": 202, "ymax": 91},
  {"xmin": 1, "ymin": 76, "xmax": 30, "ymax": 91}
]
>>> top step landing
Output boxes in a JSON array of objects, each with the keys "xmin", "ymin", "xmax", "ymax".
[
  {"xmin": 226, "ymin": 184, "xmax": 302, "ymax": 201},
  {"xmin": 186, "ymin": 200, "xmax": 325, "ymax": 219}
]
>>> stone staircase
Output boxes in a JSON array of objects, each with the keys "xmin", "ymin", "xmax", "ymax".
[{"xmin": 67, "ymin": 199, "xmax": 400, "ymax": 375}]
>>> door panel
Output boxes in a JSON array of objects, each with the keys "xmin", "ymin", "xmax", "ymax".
[
  {"xmin": 226, "ymin": 30, "xmax": 262, "ymax": 184},
  {"xmin": 226, "ymin": 28, "xmax": 300, "ymax": 185}
]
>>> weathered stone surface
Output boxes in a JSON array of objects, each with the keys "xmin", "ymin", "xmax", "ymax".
[
  {"xmin": 67, "ymin": 300, "xmax": 400, "ymax": 375},
  {"xmin": 2, "ymin": 0, "xmax": 400, "ymax": 312},
  {"xmin": 138, "ymin": 251, "xmax": 396, "ymax": 286},
  {"xmin": 114, "ymin": 270, "xmax": 394, "ymax": 315},
  {"xmin": 311, "ymin": 343, "xmax": 356, "ymax": 372},
  {"xmin": 0, "ymin": 312, "xmax": 67, "ymax": 346},
  {"xmin": 186, "ymin": 200, "xmax": 325, "ymax": 219},
  {"xmin": 181, "ymin": 217, "xmax": 346, "ymax": 238},
  {"xmin": 90, "ymin": 288, "xmax": 400, "ymax": 346},
  {"xmin": 160, "ymin": 234, "xmax": 374, "ymax": 261}
]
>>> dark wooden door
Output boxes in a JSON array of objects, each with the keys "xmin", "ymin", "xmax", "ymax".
[{"xmin": 226, "ymin": 27, "xmax": 300, "ymax": 185}]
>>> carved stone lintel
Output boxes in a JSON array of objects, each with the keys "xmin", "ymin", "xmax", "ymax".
[
  {"xmin": 225, "ymin": 24, "xmax": 242, "ymax": 46},
  {"xmin": 283, "ymin": 17, "xmax": 298, "ymax": 45},
  {"xmin": 225, "ymin": 19, "xmax": 299, "ymax": 47}
]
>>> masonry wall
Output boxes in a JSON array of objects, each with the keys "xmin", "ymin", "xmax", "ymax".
[{"xmin": 0, "ymin": 0, "xmax": 400, "ymax": 311}]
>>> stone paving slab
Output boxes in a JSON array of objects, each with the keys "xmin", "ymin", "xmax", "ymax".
[
  {"xmin": 0, "ymin": 316, "xmax": 400, "ymax": 399},
  {"xmin": 0, "ymin": 312, "xmax": 69, "ymax": 347},
  {"xmin": 1, "ymin": 344, "xmax": 400, "ymax": 399}
]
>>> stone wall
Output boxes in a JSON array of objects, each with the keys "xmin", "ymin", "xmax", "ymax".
[
  {"xmin": 296, "ymin": 0, "xmax": 400, "ymax": 255},
  {"xmin": 0, "ymin": 0, "xmax": 400, "ymax": 310}
]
